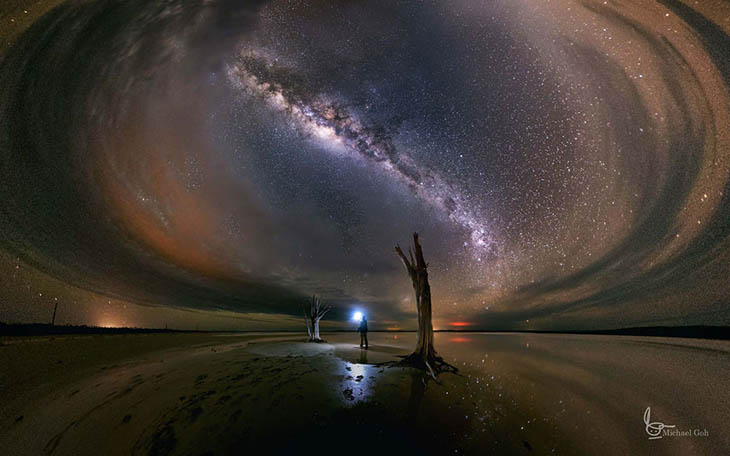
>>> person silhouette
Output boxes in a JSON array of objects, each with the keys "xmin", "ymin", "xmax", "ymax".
[{"xmin": 358, "ymin": 315, "xmax": 369, "ymax": 349}]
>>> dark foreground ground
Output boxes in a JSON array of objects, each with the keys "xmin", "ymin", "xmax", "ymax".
[{"xmin": 0, "ymin": 332, "xmax": 728, "ymax": 455}]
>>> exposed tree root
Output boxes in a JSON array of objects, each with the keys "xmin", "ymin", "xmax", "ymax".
[
  {"xmin": 307, "ymin": 338, "xmax": 327, "ymax": 343},
  {"xmin": 378, "ymin": 352, "xmax": 459, "ymax": 383}
]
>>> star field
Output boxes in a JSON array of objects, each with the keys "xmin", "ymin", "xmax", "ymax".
[{"xmin": 0, "ymin": 0, "xmax": 729, "ymax": 330}]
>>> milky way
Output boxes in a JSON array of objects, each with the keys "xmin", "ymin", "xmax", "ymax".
[
  {"xmin": 228, "ymin": 50, "xmax": 496, "ymax": 256},
  {"xmin": 1, "ymin": 0, "xmax": 729, "ymax": 330}
]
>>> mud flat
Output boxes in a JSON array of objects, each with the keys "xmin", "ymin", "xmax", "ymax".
[{"xmin": 1, "ymin": 332, "xmax": 728, "ymax": 455}]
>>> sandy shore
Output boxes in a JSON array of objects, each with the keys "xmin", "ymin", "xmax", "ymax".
[{"xmin": 1, "ymin": 332, "xmax": 728, "ymax": 455}]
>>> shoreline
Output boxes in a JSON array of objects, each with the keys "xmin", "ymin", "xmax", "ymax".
[{"xmin": 2, "ymin": 322, "xmax": 728, "ymax": 340}]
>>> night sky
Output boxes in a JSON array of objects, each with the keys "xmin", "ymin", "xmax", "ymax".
[{"xmin": 1, "ymin": 0, "xmax": 729, "ymax": 331}]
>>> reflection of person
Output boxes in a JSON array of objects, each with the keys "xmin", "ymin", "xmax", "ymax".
[{"xmin": 358, "ymin": 316, "xmax": 369, "ymax": 349}]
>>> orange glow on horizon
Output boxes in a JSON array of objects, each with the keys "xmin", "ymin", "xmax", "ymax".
[
  {"xmin": 449, "ymin": 322, "xmax": 473, "ymax": 327},
  {"xmin": 96, "ymin": 320, "xmax": 121, "ymax": 328}
]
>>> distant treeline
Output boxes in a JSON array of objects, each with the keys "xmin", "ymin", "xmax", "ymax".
[
  {"xmin": 0, "ymin": 322, "xmax": 185, "ymax": 337},
  {"xmin": 1, "ymin": 323, "xmax": 727, "ymax": 340},
  {"xmin": 436, "ymin": 326, "xmax": 730, "ymax": 340}
]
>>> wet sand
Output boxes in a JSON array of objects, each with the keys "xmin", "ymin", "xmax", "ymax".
[{"xmin": 0, "ymin": 332, "xmax": 728, "ymax": 455}]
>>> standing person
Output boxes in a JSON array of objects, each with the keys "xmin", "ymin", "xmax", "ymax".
[{"xmin": 358, "ymin": 315, "xmax": 369, "ymax": 349}]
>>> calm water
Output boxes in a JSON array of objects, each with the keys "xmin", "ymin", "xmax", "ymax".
[
  {"xmin": 328, "ymin": 332, "xmax": 730, "ymax": 455},
  {"xmin": 2, "ymin": 331, "xmax": 727, "ymax": 455}
]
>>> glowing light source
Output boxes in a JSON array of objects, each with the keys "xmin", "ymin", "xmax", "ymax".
[
  {"xmin": 97, "ymin": 319, "xmax": 121, "ymax": 328},
  {"xmin": 449, "ymin": 321, "xmax": 473, "ymax": 327},
  {"xmin": 352, "ymin": 311, "xmax": 363, "ymax": 322}
]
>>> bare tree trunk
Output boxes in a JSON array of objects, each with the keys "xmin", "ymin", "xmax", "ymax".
[
  {"xmin": 395, "ymin": 233, "xmax": 456, "ymax": 377},
  {"xmin": 303, "ymin": 312, "xmax": 312, "ymax": 339},
  {"xmin": 396, "ymin": 233, "xmax": 435, "ymax": 359},
  {"xmin": 312, "ymin": 318, "xmax": 321, "ymax": 340},
  {"xmin": 302, "ymin": 295, "xmax": 331, "ymax": 343},
  {"xmin": 413, "ymin": 285, "xmax": 435, "ymax": 359}
]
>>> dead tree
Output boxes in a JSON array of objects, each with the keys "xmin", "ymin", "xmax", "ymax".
[
  {"xmin": 303, "ymin": 294, "xmax": 332, "ymax": 343},
  {"xmin": 395, "ymin": 233, "xmax": 457, "ymax": 378}
]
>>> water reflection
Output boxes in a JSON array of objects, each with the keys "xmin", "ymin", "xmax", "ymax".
[
  {"xmin": 433, "ymin": 332, "xmax": 729, "ymax": 455},
  {"xmin": 326, "ymin": 332, "xmax": 729, "ymax": 455},
  {"xmin": 358, "ymin": 348, "xmax": 368, "ymax": 364},
  {"xmin": 340, "ymin": 358, "xmax": 374, "ymax": 404},
  {"xmin": 406, "ymin": 371, "xmax": 427, "ymax": 418},
  {"xmin": 450, "ymin": 336, "xmax": 471, "ymax": 343}
]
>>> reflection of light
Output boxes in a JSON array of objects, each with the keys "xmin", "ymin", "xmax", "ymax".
[
  {"xmin": 450, "ymin": 337, "xmax": 470, "ymax": 343},
  {"xmin": 350, "ymin": 362, "xmax": 366, "ymax": 379},
  {"xmin": 341, "ymin": 362, "xmax": 372, "ymax": 404},
  {"xmin": 352, "ymin": 311, "xmax": 363, "ymax": 322}
]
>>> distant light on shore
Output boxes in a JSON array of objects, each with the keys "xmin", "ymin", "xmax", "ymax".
[
  {"xmin": 97, "ymin": 323, "xmax": 118, "ymax": 328},
  {"xmin": 96, "ymin": 319, "xmax": 122, "ymax": 328},
  {"xmin": 449, "ymin": 322, "xmax": 473, "ymax": 327}
]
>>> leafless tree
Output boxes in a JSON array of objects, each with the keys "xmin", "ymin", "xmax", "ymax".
[
  {"xmin": 303, "ymin": 294, "xmax": 332, "ymax": 342},
  {"xmin": 395, "ymin": 233, "xmax": 457, "ymax": 379}
]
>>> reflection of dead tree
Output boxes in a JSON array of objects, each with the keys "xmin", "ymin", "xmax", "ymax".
[
  {"xmin": 303, "ymin": 295, "xmax": 332, "ymax": 343},
  {"xmin": 394, "ymin": 233, "xmax": 458, "ymax": 380},
  {"xmin": 406, "ymin": 370, "xmax": 427, "ymax": 419}
]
